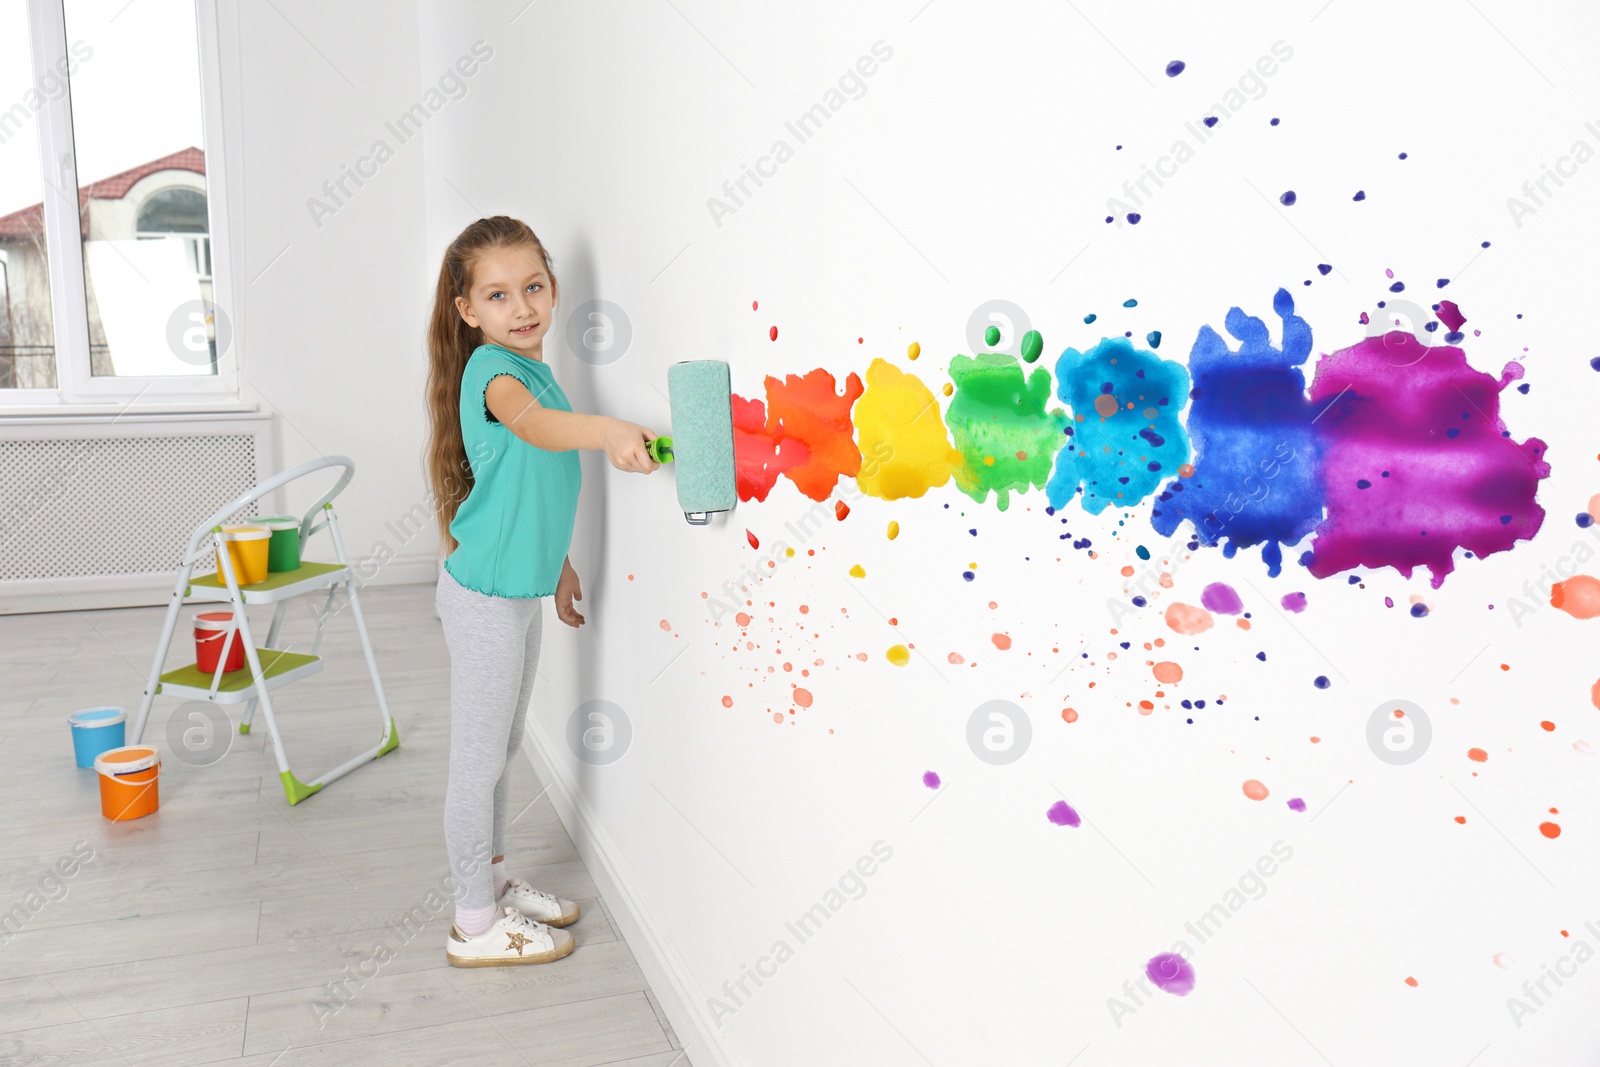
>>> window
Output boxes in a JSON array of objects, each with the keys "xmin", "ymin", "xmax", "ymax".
[{"xmin": 0, "ymin": 0, "xmax": 236, "ymax": 408}]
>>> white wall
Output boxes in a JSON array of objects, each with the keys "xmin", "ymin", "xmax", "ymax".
[
  {"xmin": 416, "ymin": 2, "xmax": 1600, "ymax": 1064},
  {"xmin": 215, "ymin": 0, "xmax": 436, "ymax": 583}
]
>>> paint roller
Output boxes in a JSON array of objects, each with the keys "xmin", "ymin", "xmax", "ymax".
[{"xmin": 646, "ymin": 359, "xmax": 736, "ymax": 525}]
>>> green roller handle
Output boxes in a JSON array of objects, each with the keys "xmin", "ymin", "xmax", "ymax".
[{"xmin": 647, "ymin": 436, "xmax": 674, "ymax": 464}]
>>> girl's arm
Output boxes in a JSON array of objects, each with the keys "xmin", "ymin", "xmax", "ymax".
[{"xmin": 485, "ymin": 375, "xmax": 658, "ymax": 473}]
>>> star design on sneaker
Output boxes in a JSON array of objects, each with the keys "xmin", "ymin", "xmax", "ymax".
[{"xmin": 505, "ymin": 930, "xmax": 535, "ymax": 955}]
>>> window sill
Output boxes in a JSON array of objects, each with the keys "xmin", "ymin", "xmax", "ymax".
[{"xmin": 0, "ymin": 399, "xmax": 263, "ymax": 422}]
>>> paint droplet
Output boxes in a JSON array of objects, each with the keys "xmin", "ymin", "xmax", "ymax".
[
  {"xmin": 1404, "ymin": 976, "xmax": 1418, "ymax": 988},
  {"xmin": 793, "ymin": 687, "xmax": 813, "ymax": 708},
  {"xmin": 1493, "ymin": 952, "xmax": 1514, "ymax": 969},
  {"xmin": 887, "ymin": 520, "xmax": 899, "ymax": 540},
  {"xmin": 907, "ymin": 342, "xmax": 920, "ymax": 361},
  {"xmin": 769, "ymin": 325, "xmax": 778, "ymax": 341},
  {"xmin": 835, "ymin": 500, "xmax": 850, "ymax": 521},
  {"xmin": 1455, "ymin": 816, "xmax": 1467, "ymax": 824},
  {"xmin": 1020, "ymin": 329, "xmax": 1043, "ymax": 363},
  {"xmin": 1146, "ymin": 953, "xmax": 1195, "ymax": 996},
  {"xmin": 849, "ymin": 564, "xmax": 866, "ymax": 579},
  {"xmin": 1242, "ymin": 779, "xmax": 1270, "ymax": 801},
  {"xmin": 721, "ymin": 695, "xmax": 733, "ymax": 708},
  {"xmin": 1165, "ymin": 59, "xmax": 1186, "ymax": 77},
  {"xmin": 1062, "ymin": 707, "xmax": 1079, "ymax": 723},
  {"xmin": 922, "ymin": 770, "xmax": 941, "ymax": 789},
  {"xmin": 746, "ymin": 529, "xmax": 759, "ymax": 549},
  {"xmin": 1047, "ymin": 800, "xmax": 1081, "ymax": 827},
  {"xmin": 1540, "ymin": 821, "xmax": 1562, "ymax": 839},
  {"xmin": 984, "ymin": 324, "xmax": 1001, "ymax": 347},
  {"xmin": 887, "ymin": 644, "xmax": 910, "ymax": 666},
  {"xmin": 1541, "ymin": 720, "xmax": 1556, "ymax": 731},
  {"xmin": 659, "ymin": 619, "xmax": 671, "ymax": 631},
  {"xmin": 1287, "ymin": 798, "xmax": 1306, "ymax": 812},
  {"xmin": 1200, "ymin": 582, "xmax": 1244, "ymax": 615},
  {"xmin": 1314, "ymin": 676, "xmax": 1331, "ymax": 689},
  {"xmin": 1280, "ymin": 190, "xmax": 1297, "ymax": 206},
  {"xmin": 735, "ymin": 611, "xmax": 751, "ymax": 627},
  {"xmin": 1551, "ymin": 575, "xmax": 1600, "ymax": 619},
  {"xmin": 1467, "ymin": 748, "xmax": 1488, "ymax": 763},
  {"xmin": 1152, "ymin": 661, "xmax": 1183, "ymax": 684},
  {"xmin": 1164, "ymin": 602, "xmax": 1214, "ymax": 635},
  {"xmin": 992, "ymin": 633, "xmax": 1012, "ymax": 650},
  {"xmin": 751, "ymin": 300, "xmax": 758, "ymax": 310}
]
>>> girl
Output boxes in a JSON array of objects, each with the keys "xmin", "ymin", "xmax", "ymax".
[{"xmin": 425, "ymin": 216, "xmax": 659, "ymax": 966}]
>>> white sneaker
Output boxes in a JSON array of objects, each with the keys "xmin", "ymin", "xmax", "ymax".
[
  {"xmin": 497, "ymin": 878, "xmax": 581, "ymax": 928},
  {"xmin": 446, "ymin": 907, "xmax": 575, "ymax": 967}
]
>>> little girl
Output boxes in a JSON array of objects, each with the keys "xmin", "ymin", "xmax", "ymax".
[{"xmin": 425, "ymin": 216, "xmax": 659, "ymax": 966}]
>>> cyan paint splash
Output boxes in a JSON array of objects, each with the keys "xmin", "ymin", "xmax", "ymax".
[
  {"xmin": 1303, "ymin": 332, "xmax": 1549, "ymax": 588},
  {"xmin": 1046, "ymin": 337, "xmax": 1191, "ymax": 515},
  {"xmin": 1149, "ymin": 289, "xmax": 1324, "ymax": 576}
]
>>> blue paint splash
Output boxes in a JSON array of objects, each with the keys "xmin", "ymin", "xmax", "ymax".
[
  {"xmin": 1046, "ymin": 337, "xmax": 1191, "ymax": 515},
  {"xmin": 1148, "ymin": 289, "xmax": 1324, "ymax": 575}
]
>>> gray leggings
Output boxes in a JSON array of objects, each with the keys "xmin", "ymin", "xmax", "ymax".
[{"xmin": 435, "ymin": 564, "xmax": 544, "ymax": 911}]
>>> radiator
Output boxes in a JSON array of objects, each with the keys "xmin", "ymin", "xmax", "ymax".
[{"xmin": 0, "ymin": 411, "xmax": 275, "ymax": 613}]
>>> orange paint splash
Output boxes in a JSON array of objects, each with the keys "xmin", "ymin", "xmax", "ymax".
[
  {"xmin": 721, "ymin": 695, "xmax": 733, "ymax": 708},
  {"xmin": 1404, "ymin": 976, "xmax": 1418, "ymax": 988},
  {"xmin": 1467, "ymin": 748, "xmax": 1488, "ymax": 762},
  {"xmin": 992, "ymin": 633, "xmax": 1012, "ymax": 650},
  {"xmin": 1540, "ymin": 821, "xmax": 1562, "ymax": 839},
  {"xmin": 1242, "ymin": 779, "xmax": 1269, "ymax": 801},
  {"xmin": 793, "ymin": 688, "xmax": 813, "ymax": 708},
  {"xmin": 1552, "ymin": 575, "xmax": 1600, "ymax": 619},
  {"xmin": 765, "ymin": 368, "xmax": 865, "ymax": 501},
  {"xmin": 1165, "ymin": 603, "xmax": 1214, "ymax": 634}
]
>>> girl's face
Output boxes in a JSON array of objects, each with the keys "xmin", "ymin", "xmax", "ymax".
[{"xmin": 454, "ymin": 244, "xmax": 556, "ymax": 360}]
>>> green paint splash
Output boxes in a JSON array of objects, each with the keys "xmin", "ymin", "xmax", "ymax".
[{"xmin": 943, "ymin": 351, "xmax": 1067, "ymax": 511}]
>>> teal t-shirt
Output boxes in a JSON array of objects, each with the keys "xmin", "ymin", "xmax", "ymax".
[{"xmin": 443, "ymin": 343, "xmax": 582, "ymax": 598}]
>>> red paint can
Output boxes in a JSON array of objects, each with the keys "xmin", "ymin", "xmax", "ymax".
[{"xmin": 194, "ymin": 611, "xmax": 245, "ymax": 673}]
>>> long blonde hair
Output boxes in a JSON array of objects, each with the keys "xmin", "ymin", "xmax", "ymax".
[{"xmin": 426, "ymin": 216, "xmax": 559, "ymax": 554}]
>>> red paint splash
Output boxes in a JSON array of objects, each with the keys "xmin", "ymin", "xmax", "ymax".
[
  {"xmin": 732, "ymin": 393, "xmax": 808, "ymax": 502},
  {"xmin": 835, "ymin": 500, "xmax": 850, "ymax": 520},
  {"xmin": 746, "ymin": 529, "xmax": 760, "ymax": 549},
  {"xmin": 769, "ymin": 325, "xmax": 778, "ymax": 341}
]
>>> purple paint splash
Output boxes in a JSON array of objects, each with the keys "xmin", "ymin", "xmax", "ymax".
[
  {"xmin": 1281, "ymin": 591, "xmax": 1307, "ymax": 613},
  {"xmin": 922, "ymin": 771, "xmax": 941, "ymax": 789},
  {"xmin": 1200, "ymin": 581, "xmax": 1244, "ymax": 615},
  {"xmin": 1146, "ymin": 952, "xmax": 1196, "ymax": 996},
  {"xmin": 1047, "ymin": 799, "xmax": 1081, "ymax": 827},
  {"xmin": 1303, "ymin": 333, "xmax": 1549, "ymax": 588},
  {"xmin": 1287, "ymin": 797, "xmax": 1306, "ymax": 812}
]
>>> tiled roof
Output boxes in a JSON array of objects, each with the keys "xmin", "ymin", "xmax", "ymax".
[{"xmin": 0, "ymin": 147, "xmax": 205, "ymax": 239}]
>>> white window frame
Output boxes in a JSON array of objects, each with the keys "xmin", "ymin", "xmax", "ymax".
[{"xmin": 0, "ymin": 0, "xmax": 243, "ymax": 413}]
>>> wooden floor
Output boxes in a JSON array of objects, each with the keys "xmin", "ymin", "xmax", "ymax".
[{"xmin": 0, "ymin": 582, "xmax": 689, "ymax": 1067}]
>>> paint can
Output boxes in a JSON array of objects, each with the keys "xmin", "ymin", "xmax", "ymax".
[
  {"xmin": 94, "ymin": 746, "xmax": 160, "ymax": 821},
  {"xmin": 68, "ymin": 706, "xmax": 126, "ymax": 768},
  {"xmin": 256, "ymin": 516, "xmax": 302, "ymax": 572},
  {"xmin": 194, "ymin": 611, "xmax": 245, "ymax": 673}
]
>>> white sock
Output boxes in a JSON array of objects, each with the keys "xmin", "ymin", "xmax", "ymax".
[
  {"xmin": 456, "ymin": 902, "xmax": 499, "ymax": 937},
  {"xmin": 492, "ymin": 858, "xmax": 508, "ymax": 900}
]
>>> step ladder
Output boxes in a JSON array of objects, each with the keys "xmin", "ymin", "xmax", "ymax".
[{"xmin": 128, "ymin": 455, "xmax": 397, "ymax": 805}]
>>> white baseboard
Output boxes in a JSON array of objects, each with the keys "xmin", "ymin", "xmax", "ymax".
[{"xmin": 519, "ymin": 722, "xmax": 744, "ymax": 1067}]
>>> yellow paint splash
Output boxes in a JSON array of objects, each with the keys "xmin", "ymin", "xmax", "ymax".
[
  {"xmin": 887, "ymin": 644, "xmax": 911, "ymax": 666},
  {"xmin": 849, "ymin": 563, "xmax": 866, "ymax": 578},
  {"xmin": 907, "ymin": 342, "xmax": 920, "ymax": 360},
  {"xmin": 887, "ymin": 520, "xmax": 900, "ymax": 540},
  {"xmin": 854, "ymin": 357, "xmax": 959, "ymax": 501}
]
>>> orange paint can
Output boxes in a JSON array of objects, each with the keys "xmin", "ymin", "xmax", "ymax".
[{"xmin": 94, "ymin": 746, "xmax": 160, "ymax": 821}]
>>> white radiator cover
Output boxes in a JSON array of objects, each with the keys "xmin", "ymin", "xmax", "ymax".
[{"xmin": 0, "ymin": 411, "xmax": 274, "ymax": 613}]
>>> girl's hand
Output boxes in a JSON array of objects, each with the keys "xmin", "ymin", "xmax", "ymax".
[
  {"xmin": 555, "ymin": 559, "xmax": 584, "ymax": 628},
  {"xmin": 603, "ymin": 418, "xmax": 661, "ymax": 474}
]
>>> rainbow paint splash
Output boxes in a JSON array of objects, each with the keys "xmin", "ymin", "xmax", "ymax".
[{"xmin": 726, "ymin": 289, "xmax": 1550, "ymax": 586}]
